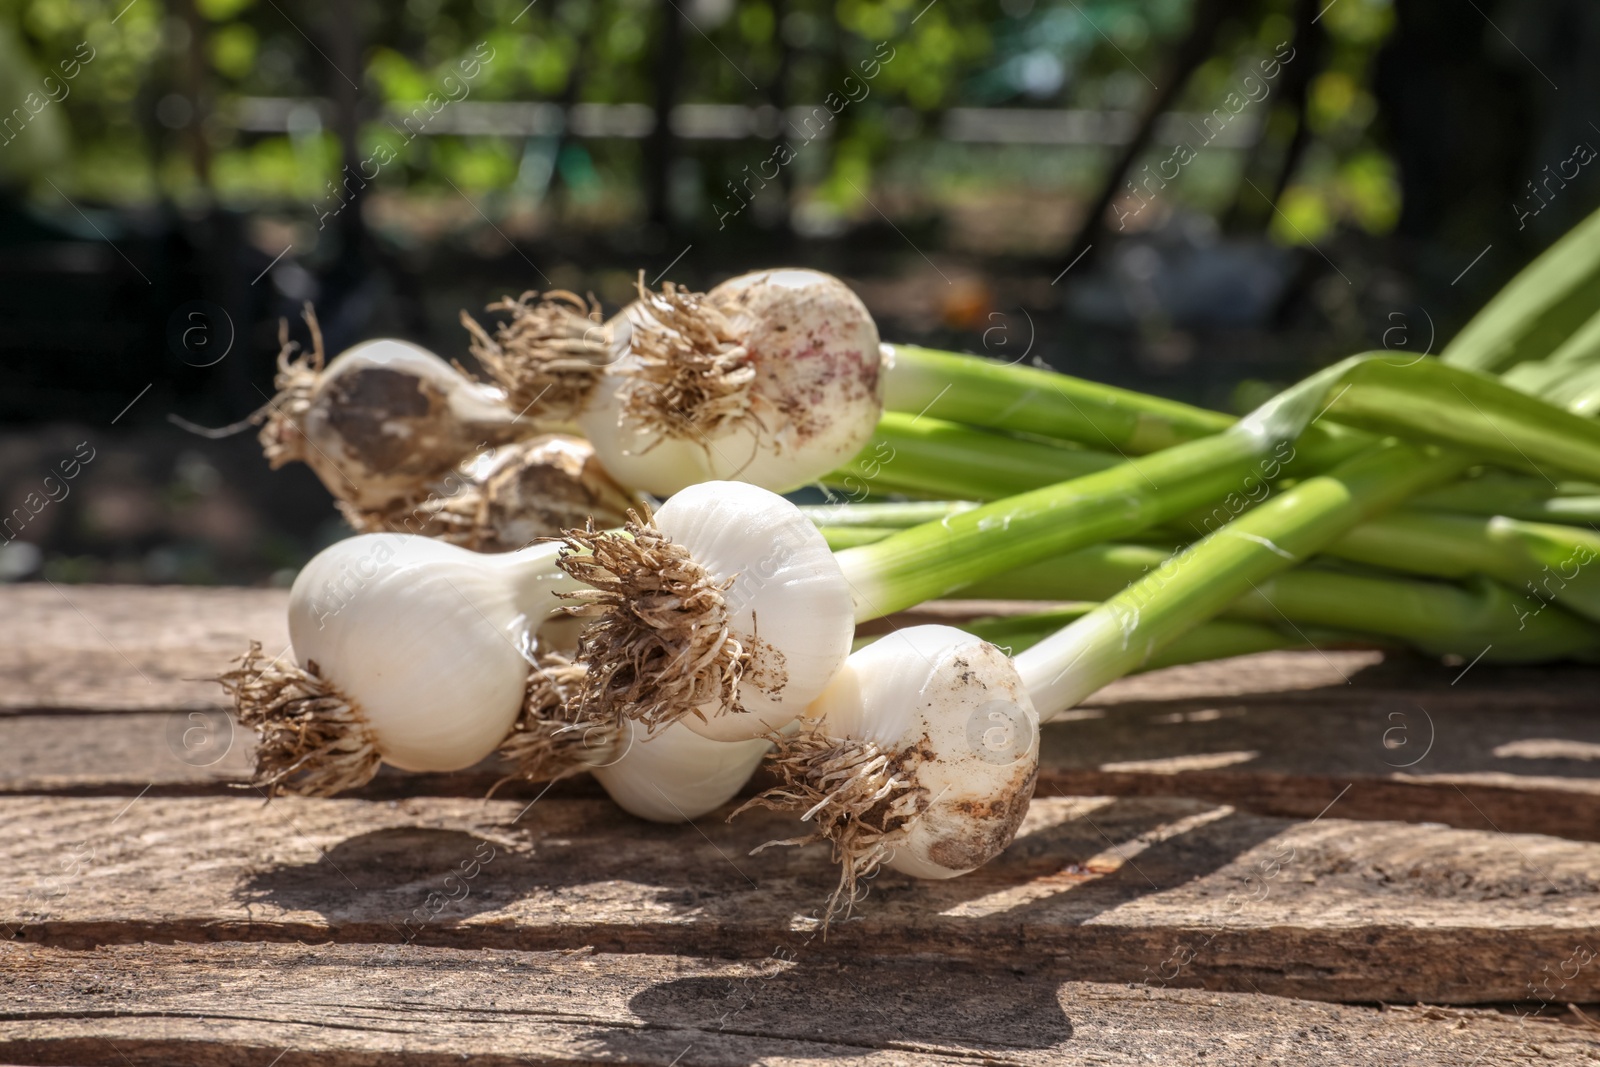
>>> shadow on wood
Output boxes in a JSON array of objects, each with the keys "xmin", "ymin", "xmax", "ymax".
[{"xmin": 615, "ymin": 958, "xmax": 1074, "ymax": 1062}]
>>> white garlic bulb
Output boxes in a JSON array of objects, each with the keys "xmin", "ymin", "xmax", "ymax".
[
  {"xmin": 577, "ymin": 269, "xmax": 885, "ymax": 496},
  {"xmin": 592, "ymin": 719, "xmax": 771, "ymax": 823},
  {"xmin": 494, "ymin": 650, "xmax": 768, "ymax": 822},
  {"xmin": 757, "ymin": 625, "xmax": 1038, "ymax": 914},
  {"xmin": 558, "ymin": 481, "xmax": 855, "ymax": 744},
  {"xmin": 222, "ymin": 533, "xmax": 580, "ymax": 794}
]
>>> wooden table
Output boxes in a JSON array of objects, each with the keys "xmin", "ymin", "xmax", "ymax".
[{"xmin": 4, "ymin": 585, "xmax": 1599, "ymax": 1064}]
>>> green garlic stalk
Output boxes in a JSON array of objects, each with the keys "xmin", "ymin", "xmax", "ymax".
[
  {"xmin": 834, "ymin": 353, "xmax": 1600, "ymax": 622},
  {"xmin": 1013, "ymin": 442, "xmax": 1469, "ymax": 718}
]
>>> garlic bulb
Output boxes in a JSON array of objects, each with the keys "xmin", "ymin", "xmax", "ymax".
[
  {"xmin": 747, "ymin": 625, "xmax": 1039, "ymax": 916},
  {"xmin": 259, "ymin": 310, "xmax": 532, "ymax": 512},
  {"xmin": 472, "ymin": 436, "xmax": 636, "ymax": 548},
  {"xmin": 341, "ymin": 434, "xmax": 638, "ymax": 552},
  {"xmin": 557, "ymin": 480, "xmax": 855, "ymax": 743},
  {"xmin": 495, "ymin": 652, "xmax": 768, "ymax": 822},
  {"xmin": 220, "ymin": 533, "xmax": 580, "ymax": 795},
  {"xmin": 575, "ymin": 269, "xmax": 885, "ymax": 496},
  {"xmin": 593, "ymin": 719, "xmax": 771, "ymax": 823}
]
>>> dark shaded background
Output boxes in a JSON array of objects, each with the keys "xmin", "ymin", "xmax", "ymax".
[{"xmin": 2, "ymin": 0, "xmax": 1597, "ymax": 584}]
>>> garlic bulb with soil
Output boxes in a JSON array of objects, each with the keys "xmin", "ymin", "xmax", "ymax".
[
  {"xmin": 341, "ymin": 434, "xmax": 638, "ymax": 552},
  {"xmin": 556, "ymin": 480, "xmax": 855, "ymax": 743},
  {"xmin": 259, "ymin": 310, "xmax": 533, "ymax": 512},
  {"xmin": 462, "ymin": 270, "xmax": 885, "ymax": 497},
  {"xmin": 220, "ymin": 533, "xmax": 580, "ymax": 795},
  {"xmin": 742, "ymin": 624, "xmax": 1040, "ymax": 917},
  {"xmin": 567, "ymin": 269, "xmax": 885, "ymax": 496}
]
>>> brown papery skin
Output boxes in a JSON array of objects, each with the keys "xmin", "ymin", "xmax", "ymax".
[
  {"xmin": 258, "ymin": 315, "xmax": 535, "ymax": 514},
  {"xmin": 342, "ymin": 435, "xmax": 639, "ymax": 552},
  {"xmin": 292, "ymin": 363, "xmax": 532, "ymax": 512}
]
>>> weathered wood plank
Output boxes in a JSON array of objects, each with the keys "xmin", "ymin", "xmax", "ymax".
[
  {"xmin": 1041, "ymin": 686, "xmax": 1600, "ymax": 841},
  {"xmin": 0, "ymin": 585, "xmax": 287, "ymax": 713},
  {"xmin": 4, "ymin": 943, "xmax": 1593, "ymax": 1067},
  {"xmin": 0, "ymin": 709, "xmax": 608, "ymax": 800},
  {"xmin": 4, "ymin": 794, "xmax": 1598, "ymax": 1004},
  {"xmin": 7, "ymin": 696, "xmax": 1599, "ymax": 845}
]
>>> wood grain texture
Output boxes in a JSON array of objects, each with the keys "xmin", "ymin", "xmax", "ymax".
[
  {"xmin": 0, "ymin": 585, "xmax": 287, "ymax": 712},
  {"xmin": 5, "ymin": 586, "xmax": 1600, "ymax": 1063},
  {"xmin": 5, "ymin": 793, "xmax": 1599, "ymax": 1004},
  {"xmin": 5, "ymin": 942, "xmax": 1596, "ymax": 1067}
]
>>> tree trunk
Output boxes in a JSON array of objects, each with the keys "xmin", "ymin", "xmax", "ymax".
[
  {"xmin": 644, "ymin": 0, "xmax": 684, "ymax": 229},
  {"xmin": 1059, "ymin": 0, "xmax": 1238, "ymax": 269}
]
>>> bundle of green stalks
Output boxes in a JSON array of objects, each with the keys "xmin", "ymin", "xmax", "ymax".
[{"xmin": 811, "ymin": 206, "xmax": 1600, "ymax": 673}]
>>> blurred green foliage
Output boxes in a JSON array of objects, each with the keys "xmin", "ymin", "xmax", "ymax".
[{"xmin": 0, "ymin": 0, "xmax": 1403, "ymax": 247}]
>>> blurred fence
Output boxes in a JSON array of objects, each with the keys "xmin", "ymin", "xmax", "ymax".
[{"xmin": 227, "ymin": 100, "xmax": 1259, "ymax": 148}]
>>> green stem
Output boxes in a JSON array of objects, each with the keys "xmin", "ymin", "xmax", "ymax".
[
  {"xmin": 1542, "ymin": 304, "xmax": 1600, "ymax": 369},
  {"xmin": 883, "ymin": 343, "xmax": 1234, "ymax": 453},
  {"xmin": 1229, "ymin": 569, "xmax": 1599, "ymax": 661},
  {"xmin": 1442, "ymin": 205, "xmax": 1600, "ymax": 374},
  {"xmin": 966, "ymin": 535, "xmax": 1600, "ymax": 660},
  {"xmin": 798, "ymin": 501, "xmax": 976, "ymax": 529},
  {"xmin": 1324, "ymin": 511, "xmax": 1600, "ymax": 621},
  {"xmin": 989, "ymin": 509, "xmax": 1600, "ymax": 626},
  {"xmin": 959, "ymin": 543, "xmax": 1206, "ymax": 601},
  {"xmin": 813, "ymin": 484, "xmax": 1600, "ymax": 623},
  {"xmin": 1501, "ymin": 308, "xmax": 1600, "ymax": 415},
  {"xmin": 1316, "ymin": 356, "xmax": 1600, "ymax": 481},
  {"xmin": 1412, "ymin": 470, "xmax": 1600, "ymax": 525},
  {"xmin": 1013, "ymin": 443, "xmax": 1473, "ymax": 717},
  {"xmin": 957, "ymin": 604, "xmax": 1372, "ymax": 664},
  {"xmin": 820, "ymin": 412, "xmax": 1118, "ymax": 501},
  {"xmin": 865, "ymin": 351, "xmax": 1600, "ymax": 509},
  {"xmin": 820, "ymin": 526, "xmax": 898, "ymax": 550},
  {"xmin": 814, "ymin": 476, "xmax": 1600, "ymax": 537},
  {"xmin": 834, "ymin": 429, "xmax": 1276, "ymax": 621},
  {"xmin": 886, "ymin": 344, "xmax": 1600, "ymax": 485},
  {"xmin": 838, "ymin": 350, "xmax": 1600, "ymax": 621}
]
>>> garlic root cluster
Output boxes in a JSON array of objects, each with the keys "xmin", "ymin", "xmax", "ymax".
[{"xmin": 554, "ymin": 482, "xmax": 854, "ymax": 743}]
